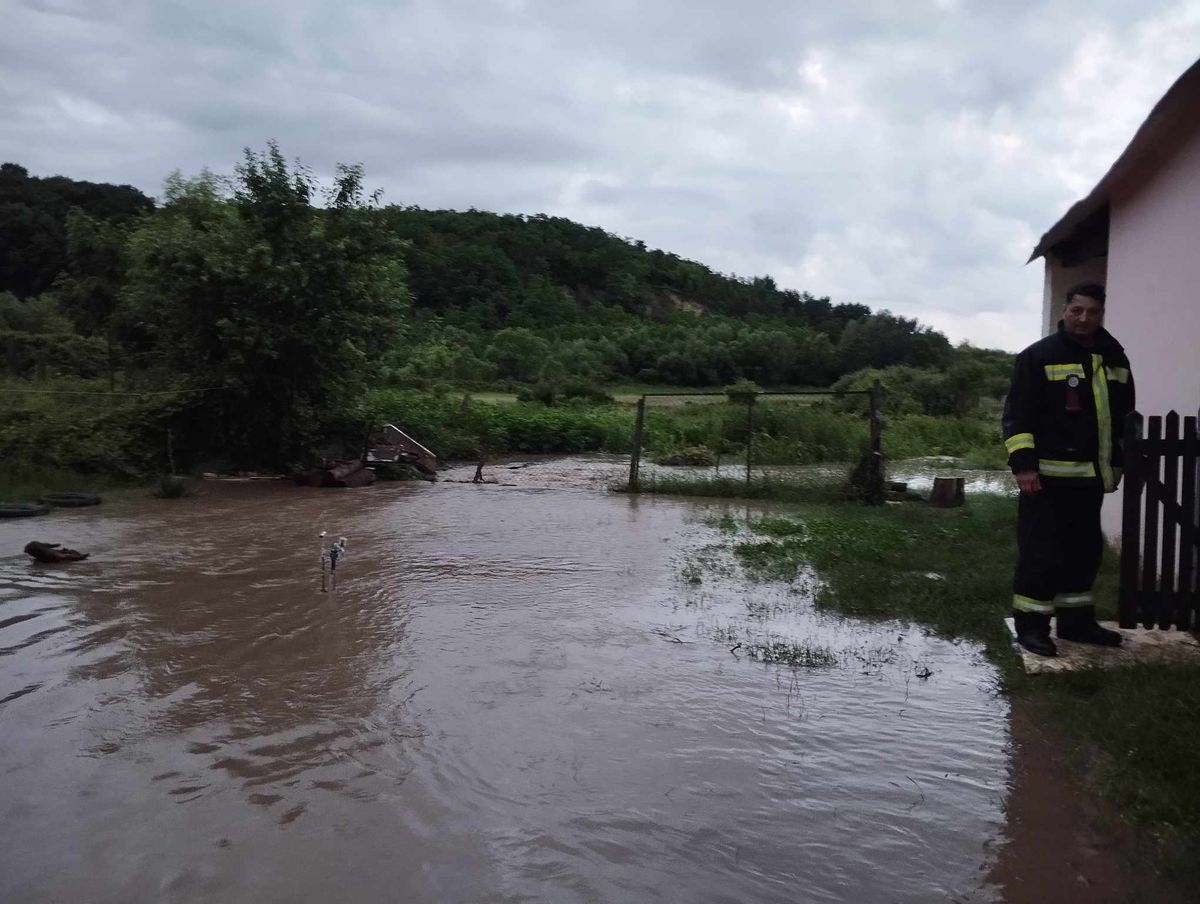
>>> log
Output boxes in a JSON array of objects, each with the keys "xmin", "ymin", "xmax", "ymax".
[{"xmin": 929, "ymin": 476, "xmax": 965, "ymax": 508}]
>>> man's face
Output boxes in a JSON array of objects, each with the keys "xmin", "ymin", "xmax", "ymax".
[{"xmin": 1063, "ymin": 293, "xmax": 1104, "ymax": 341}]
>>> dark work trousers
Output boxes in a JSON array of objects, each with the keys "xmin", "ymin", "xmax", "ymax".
[{"xmin": 1012, "ymin": 484, "xmax": 1105, "ymax": 614}]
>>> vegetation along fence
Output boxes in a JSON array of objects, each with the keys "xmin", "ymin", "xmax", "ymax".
[
  {"xmin": 1119, "ymin": 410, "xmax": 1200, "ymax": 629},
  {"xmin": 626, "ymin": 381, "xmax": 882, "ymax": 498}
]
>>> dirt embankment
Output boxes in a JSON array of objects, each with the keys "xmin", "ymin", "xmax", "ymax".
[{"xmin": 990, "ymin": 697, "xmax": 1189, "ymax": 904}]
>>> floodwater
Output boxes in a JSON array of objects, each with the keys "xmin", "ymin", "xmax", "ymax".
[{"xmin": 1, "ymin": 458, "xmax": 1009, "ymax": 903}]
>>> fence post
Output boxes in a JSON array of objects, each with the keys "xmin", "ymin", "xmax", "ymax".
[
  {"xmin": 629, "ymin": 396, "xmax": 646, "ymax": 492},
  {"xmin": 1119, "ymin": 412, "xmax": 1144, "ymax": 628},
  {"xmin": 745, "ymin": 394, "xmax": 755, "ymax": 487},
  {"xmin": 867, "ymin": 380, "xmax": 884, "ymax": 505}
]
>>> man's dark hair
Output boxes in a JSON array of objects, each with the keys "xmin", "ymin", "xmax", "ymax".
[{"xmin": 1065, "ymin": 282, "xmax": 1106, "ymax": 305}]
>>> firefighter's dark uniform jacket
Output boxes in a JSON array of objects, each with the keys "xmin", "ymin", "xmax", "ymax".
[
  {"xmin": 1002, "ymin": 323, "xmax": 1134, "ymax": 492},
  {"xmin": 1002, "ymin": 323, "xmax": 1135, "ymax": 615}
]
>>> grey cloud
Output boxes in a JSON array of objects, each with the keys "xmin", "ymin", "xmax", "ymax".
[{"xmin": 2, "ymin": 0, "xmax": 1196, "ymax": 348}]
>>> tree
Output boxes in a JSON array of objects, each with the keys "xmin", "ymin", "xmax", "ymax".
[
  {"xmin": 836, "ymin": 311, "xmax": 952, "ymax": 374},
  {"xmin": 121, "ymin": 145, "xmax": 409, "ymax": 467}
]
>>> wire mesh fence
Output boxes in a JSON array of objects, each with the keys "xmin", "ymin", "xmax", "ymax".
[{"xmin": 626, "ymin": 383, "xmax": 883, "ymax": 502}]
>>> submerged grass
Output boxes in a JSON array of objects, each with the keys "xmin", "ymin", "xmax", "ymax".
[
  {"xmin": 709, "ymin": 491, "xmax": 1200, "ymax": 887},
  {"xmin": 615, "ymin": 474, "xmax": 849, "ymax": 505},
  {"xmin": 732, "ymin": 494, "xmax": 1021, "ymax": 663}
]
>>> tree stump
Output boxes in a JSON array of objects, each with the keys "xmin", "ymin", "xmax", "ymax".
[{"xmin": 929, "ymin": 476, "xmax": 965, "ymax": 508}]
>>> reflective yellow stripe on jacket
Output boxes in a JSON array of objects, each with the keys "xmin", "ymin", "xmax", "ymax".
[
  {"xmin": 1038, "ymin": 459, "xmax": 1096, "ymax": 478},
  {"xmin": 1044, "ymin": 363, "xmax": 1085, "ymax": 381},
  {"xmin": 1105, "ymin": 366, "xmax": 1130, "ymax": 384},
  {"xmin": 1005, "ymin": 432, "xmax": 1035, "ymax": 454},
  {"xmin": 1091, "ymin": 353, "xmax": 1114, "ymax": 490}
]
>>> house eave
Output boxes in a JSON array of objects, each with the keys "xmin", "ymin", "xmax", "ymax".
[{"xmin": 1029, "ymin": 55, "xmax": 1200, "ymax": 265}]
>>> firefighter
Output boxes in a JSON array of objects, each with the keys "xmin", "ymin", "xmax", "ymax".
[{"xmin": 1002, "ymin": 282, "xmax": 1135, "ymax": 656}]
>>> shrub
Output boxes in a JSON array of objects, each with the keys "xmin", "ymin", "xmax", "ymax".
[{"xmin": 655, "ymin": 445, "xmax": 717, "ymax": 466}]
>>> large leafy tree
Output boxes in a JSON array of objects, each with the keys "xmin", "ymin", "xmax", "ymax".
[{"xmin": 121, "ymin": 145, "xmax": 409, "ymax": 467}]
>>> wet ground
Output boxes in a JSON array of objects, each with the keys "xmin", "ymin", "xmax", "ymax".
[{"xmin": 1, "ymin": 458, "xmax": 1010, "ymax": 903}]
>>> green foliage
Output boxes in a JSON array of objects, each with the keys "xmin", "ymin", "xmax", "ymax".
[
  {"xmin": 0, "ymin": 378, "xmax": 189, "ymax": 479},
  {"xmin": 884, "ymin": 414, "xmax": 998, "ymax": 459},
  {"xmin": 837, "ymin": 311, "xmax": 953, "ymax": 373},
  {"xmin": 364, "ymin": 388, "xmax": 633, "ymax": 458},
  {"xmin": 724, "ymin": 379, "xmax": 760, "ymax": 404},
  {"xmin": 485, "ymin": 327, "xmax": 552, "ymax": 382},
  {"xmin": 0, "ymin": 329, "xmax": 108, "ymax": 379},
  {"xmin": 0, "ymin": 291, "xmax": 73, "ymax": 333},
  {"xmin": 0, "ymin": 161, "xmax": 153, "ymax": 300},
  {"xmin": 1, "ymin": 154, "xmax": 1016, "ymax": 478},
  {"xmin": 120, "ymin": 145, "xmax": 409, "ymax": 467},
  {"xmin": 655, "ymin": 445, "xmax": 718, "ymax": 466}
]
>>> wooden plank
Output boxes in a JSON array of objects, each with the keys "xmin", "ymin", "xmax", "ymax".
[
  {"xmin": 1142, "ymin": 416, "xmax": 1162, "ymax": 628},
  {"xmin": 1119, "ymin": 412, "xmax": 1144, "ymax": 629},
  {"xmin": 1180, "ymin": 415, "xmax": 1198, "ymax": 629},
  {"xmin": 1131, "ymin": 437, "xmax": 1194, "ymax": 455},
  {"xmin": 1160, "ymin": 412, "xmax": 1180, "ymax": 628}
]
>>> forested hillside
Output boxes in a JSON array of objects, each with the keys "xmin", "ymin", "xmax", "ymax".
[{"xmin": 0, "ymin": 147, "xmax": 1012, "ymax": 475}]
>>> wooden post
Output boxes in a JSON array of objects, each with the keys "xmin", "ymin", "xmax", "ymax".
[
  {"xmin": 745, "ymin": 395, "xmax": 754, "ymax": 487},
  {"xmin": 867, "ymin": 380, "xmax": 884, "ymax": 505},
  {"xmin": 1118, "ymin": 412, "xmax": 1144, "ymax": 629},
  {"xmin": 360, "ymin": 420, "xmax": 374, "ymax": 466},
  {"xmin": 629, "ymin": 396, "xmax": 646, "ymax": 492}
]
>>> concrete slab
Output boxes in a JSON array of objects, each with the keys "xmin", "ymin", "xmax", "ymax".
[{"xmin": 1004, "ymin": 617, "xmax": 1200, "ymax": 674}]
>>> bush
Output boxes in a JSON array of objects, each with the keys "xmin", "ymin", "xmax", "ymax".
[{"xmin": 655, "ymin": 445, "xmax": 717, "ymax": 466}]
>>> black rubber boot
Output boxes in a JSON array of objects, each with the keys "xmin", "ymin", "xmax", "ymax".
[
  {"xmin": 1013, "ymin": 611, "xmax": 1057, "ymax": 657},
  {"xmin": 1056, "ymin": 605, "xmax": 1122, "ymax": 646}
]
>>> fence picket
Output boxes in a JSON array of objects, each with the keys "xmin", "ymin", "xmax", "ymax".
[
  {"xmin": 1119, "ymin": 413, "xmax": 1144, "ymax": 629},
  {"xmin": 1178, "ymin": 415, "xmax": 1197, "ymax": 629},
  {"xmin": 1160, "ymin": 412, "xmax": 1180, "ymax": 629},
  {"xmin": 1141, "ymin": 417, "xmax": 1162, "ymax": 627}
]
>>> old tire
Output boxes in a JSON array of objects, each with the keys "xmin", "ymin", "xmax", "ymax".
[
  {"xmin": 0, "ymin": 503, "xmax": 50, "ymax": 518},
  {"xmin": 39, "ymin": 492, "xmax": 102, "ymax": 508}
]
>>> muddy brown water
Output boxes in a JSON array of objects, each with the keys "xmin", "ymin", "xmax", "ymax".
[{"xmin": 1, "ymin": 457, "xmax": 1010, "ymax": 903}]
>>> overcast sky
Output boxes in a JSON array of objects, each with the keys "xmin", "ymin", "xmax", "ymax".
[{"xmin": 3, "ymin": 1, "xmax": 1198, "ymax": 350}]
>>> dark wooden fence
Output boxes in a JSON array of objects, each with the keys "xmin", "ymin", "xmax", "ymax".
[{"xmin": 1118, "ymin": 410, "xmax": 1200, "ymax": 629}]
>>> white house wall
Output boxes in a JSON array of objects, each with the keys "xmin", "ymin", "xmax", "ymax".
[{"xmin": 1101, "ymin": 122, "xmax": 1200, "ymax": 540}]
